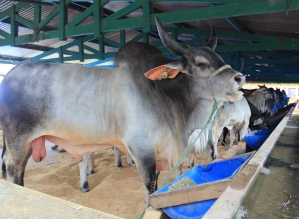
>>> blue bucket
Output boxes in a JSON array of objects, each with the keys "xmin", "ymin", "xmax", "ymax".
[
  {"xmin": 245, "ymin": 134, "xmax": 269, "ymax": 150},
  {"xmin": 255, "ymin": 129, "xmax": 273, "ymax": 135},
  {"xmin": 155, "ymin": 153, "xmax": 252, "ymax": 219}
]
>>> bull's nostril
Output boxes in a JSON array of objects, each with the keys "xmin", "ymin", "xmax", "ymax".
[{"xmin": 234, "ymin": 75, "xmax": 243, "ymax": 83}]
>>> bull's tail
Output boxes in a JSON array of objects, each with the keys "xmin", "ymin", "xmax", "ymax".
[{"xmin": 1, "ymin": 133, "xmax": 6, "ymax": 179}]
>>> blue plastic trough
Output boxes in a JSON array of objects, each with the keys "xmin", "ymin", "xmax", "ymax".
[
  {"xmin": 154, "ymin": 153, "xmax": 252, "ymax": 219},
  {"xmin": 245, "ymin": 129, "xmax": 274, "ymax": 150}
]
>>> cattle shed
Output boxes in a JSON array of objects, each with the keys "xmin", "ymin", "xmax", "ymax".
[{"xmin": 0, "ymin": 1, "xmax": 299, "ymax": 219}]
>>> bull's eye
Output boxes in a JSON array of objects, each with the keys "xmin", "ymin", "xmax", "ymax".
[{"xmin": 196, "ymin": 63, "xmax": 206, "ymax": 68}]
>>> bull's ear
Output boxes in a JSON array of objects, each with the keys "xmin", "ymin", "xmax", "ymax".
[
  {"xmin": 249, "ymin": 90, "xmax": 259, "ymax": 96},
  {"xmin": 144, "ymin": 65, "xmax": 181, "ymax": 80}
]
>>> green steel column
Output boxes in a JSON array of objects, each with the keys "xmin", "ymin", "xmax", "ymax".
[
  {"xmin": 143, "ymin": 32, "xmax": 149, "ymax": 43},
  {"xmin": 59, "ymin": 46, "xmax": 63, "ymax": 63},
  {"xmin": 34, "ymin": 5, "xmax": 41, "ymax": 42},
  {"xmin": 142, "ymin": 0, "xmax": 151, "ymax": 33},
  {"xmin": 98, "ymin": 36, "xmax": 104, "ymax": 60},
  {"xmin": 93, "ymin": 0, "xmax": 102, "ymax": 37},
  {"xmin": 78, "ymin": 38, "xmax": 84, "ymax": 62},
  {"xmin": 120, "ymin": 30, "xmax": 125, "ymax": 45},
  {"xmin": 59, "ymin": 0, "xmax": 70, "ymax": 41},
  {"xmin": 10, "ymin": 5, "xmax": 18, "ymax": 46}
]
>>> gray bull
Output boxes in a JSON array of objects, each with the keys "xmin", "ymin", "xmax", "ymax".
[{"xmin": 0, "ymin": 18, "xmax": 245, "ymax": 204}]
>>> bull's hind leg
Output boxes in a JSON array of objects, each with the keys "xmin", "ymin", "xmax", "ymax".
[
  {"xmin": 79, "ymin": 153, "xmax": 93, "ymax": 192},
  {"xmin": 4, "ymin": 136, "xmax": 32, "ymax": 186}
]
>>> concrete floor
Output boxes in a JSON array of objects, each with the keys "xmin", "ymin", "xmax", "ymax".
[{"xmin": 235, "ymin": 107, "xmax": 299, "ymax": 219}]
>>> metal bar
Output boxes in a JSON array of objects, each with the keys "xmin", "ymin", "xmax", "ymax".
[
  {"xmin": 37, "ymin": 5, "xmax": 59, "ymax": 30},
  {"xmin": 15, "ymin": 14, "xmax": 34, "ymax": 29},
  {"xmin": 15, "ymin": 44, "xmax": 52, "ymax": 51},
  {"xmin": 102, "ymin": 1, "xmax": 142, "ymax": 21},
  {"xmin": 103, "ymin": 17, "xmax": 144, "ymax": 32},
  {"xmin": 0, "ymin": 29, "xmax": 10, "ymax": 39},
  {"xmin": 66, "ymin": 4, "xmax": 93, "ymax": 28},
  {"xmin": 103, "ymin": 37, "xmax": 120, "ymax": 48},
  {"xmin": 65, "ymin": 23, "xmax": 94, "ymax": 37},
  {"xmin": 83, "ymin": 44, "xmax": 99, "ymax": 55},
  {"xmin": 128, "ymin": 32, "xmax": 143, "ymax": 42},
  {"xmin": 30, "ymin": 47, "xmax": 60, "ymax": 62}
]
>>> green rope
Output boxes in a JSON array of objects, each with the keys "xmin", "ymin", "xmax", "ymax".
[
  {"xmin": 220, "ymin": 138, "xmax": 229, "ymax": 148},
  {"xmin": 158, "ymin": 101, "xmax": 219, "ymax": 190},
  {"xmin": 197, "ymin": 109, "xmax": 217, "ymax": 166},
  {"xmin": 135, "ymin": 102, "xmax": 219, "ymax": 219}
]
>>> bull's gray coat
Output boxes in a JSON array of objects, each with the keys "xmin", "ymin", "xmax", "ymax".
[{"xmin": 0, "ymin": 18, "xmax": 245, "ymax": 204}]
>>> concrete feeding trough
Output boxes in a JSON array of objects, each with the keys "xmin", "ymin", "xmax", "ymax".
[{"xmin": 149, "ymin": 153, "xmax": 253, "ymax": 219}]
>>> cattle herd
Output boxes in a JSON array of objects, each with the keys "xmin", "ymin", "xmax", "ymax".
[{"xmin": 0, "ymin": 18, "xmax": 293, "ymax": 211}]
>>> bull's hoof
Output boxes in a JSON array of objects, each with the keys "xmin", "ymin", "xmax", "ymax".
[
  {"xmin": 51, "ymin": 145, "xmax": 59, "ymax": 149},
  {"xmin": 128, "ymin": 160, "xmax": 135, "ymax": 166},
  {"xmin": 115, "ymin": 163, "xmax": 122, "ymax": 168},
  {"xmin": 87, "ymin": 170, "xmax": 95, "ymax": 175},
  {"xmin": 58, "ymin": 148, "xmax": 66, "ymax": 153},
  {"xmin": 80, "ymin": 181, "xmax": 90, "ymax": 193}
]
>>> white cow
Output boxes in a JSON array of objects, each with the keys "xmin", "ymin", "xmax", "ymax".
[{"xmin": 188, "ymin": 97, "xmax": 251, "ymax": 167}]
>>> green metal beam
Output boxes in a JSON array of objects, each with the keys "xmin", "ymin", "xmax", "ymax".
[
  {"xmin": 102, "ymin": 1, "xmax": 142, "ymax": 21},
  {"xmin": 152, "ymin": 0, "xmax": 299, "ymax": 25},
  {"xmin": 1, "ymin": 1, "xmax": 298, "ymax": 47},
  {"xmin": 37, "ymin": 5, "xmax": 60, "ymax": 30},
  {"xmin": 151, "ymin": 0, "xmax": 263, "ymax": 3},
  {"xmin": 66, "ymin": 4, "xmax": 93, "ymax": 28}
]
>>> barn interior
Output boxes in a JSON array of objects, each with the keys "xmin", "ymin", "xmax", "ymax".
[{"xmin": 0, "ymin": 1, "xmax": 298, "ymax": 219}]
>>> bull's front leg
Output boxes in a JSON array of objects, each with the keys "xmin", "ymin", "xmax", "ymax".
[
  {"xmin": 79, "ymin": 153, "xmax": 94, "ymax": 192},
  {"xmin": 132, "ymin": 149, "xmax": 157, "ymax": 205}
]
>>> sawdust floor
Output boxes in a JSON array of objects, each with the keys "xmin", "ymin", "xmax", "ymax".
[{"xmin": 0, "ymin": 133, "xmax": 229, "ymax": 219}]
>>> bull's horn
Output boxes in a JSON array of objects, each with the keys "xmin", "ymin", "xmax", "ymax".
[
  {"xmin": 237, "ymin": 58, "xmax": 244, "ymax": 72},
  {"xmin": 206, "ymin": 25, "xmax": 217, "ymax": 51},
  {"xmin": 155, "ymin": 17, "xmax": 189, "ymax": 56}
]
